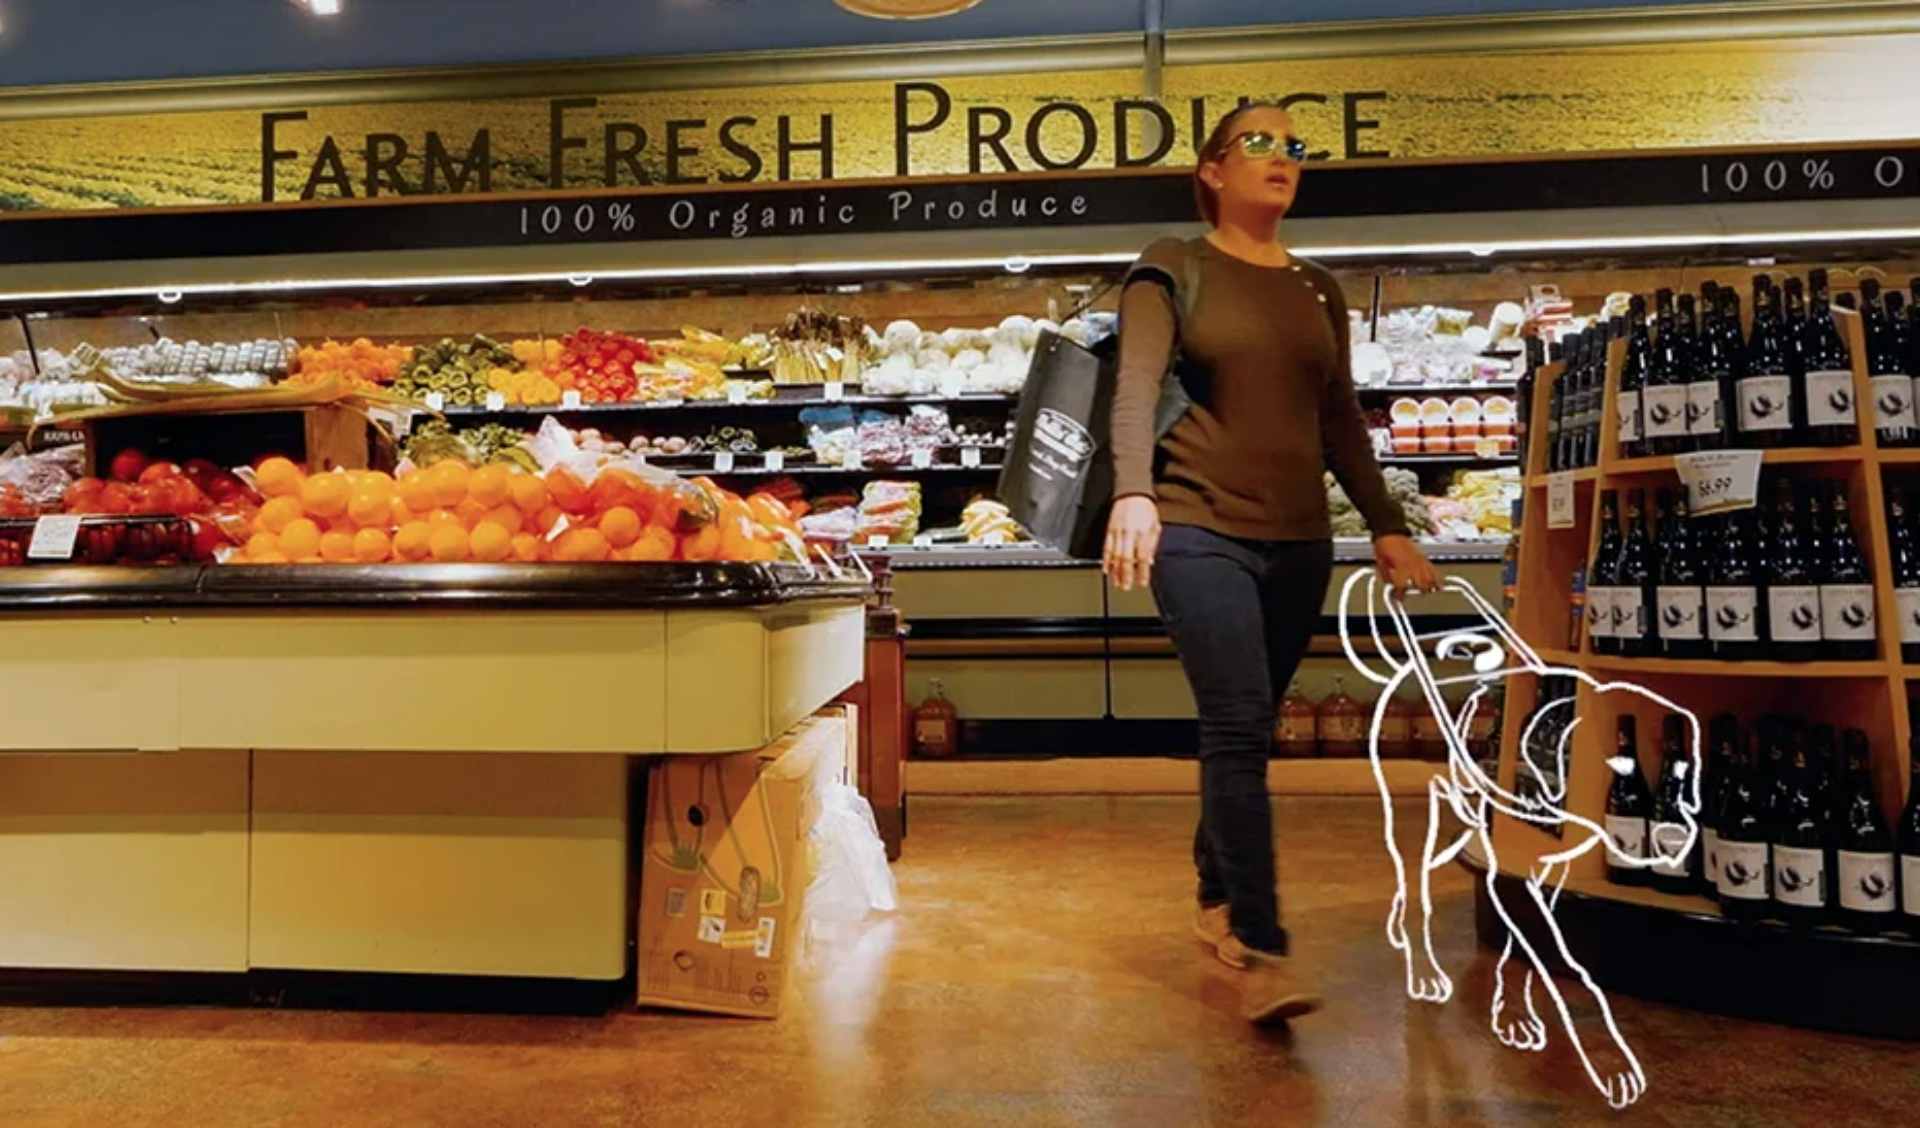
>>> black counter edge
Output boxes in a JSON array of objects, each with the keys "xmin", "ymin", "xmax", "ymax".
[{"xmin": 0, "ymin": 562, "xmax": 869, "ymax": 612}]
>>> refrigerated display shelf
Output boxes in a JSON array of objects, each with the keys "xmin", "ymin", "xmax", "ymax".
[{"xmin": 432, "ymin": 389, "xmax": 1019, "ymax": 417}]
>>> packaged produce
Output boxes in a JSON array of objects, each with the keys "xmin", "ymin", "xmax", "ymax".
[
  {"xmin": 801, "ymin": 405, "xmax": 859, "ymax": 466},
  {"xmin": 771, "ymin": 308, "xmax": 867, "ymax": 386},
  {"xmin": 0, "ymin": 441, "xmax": 84, "ymax": 509},
  {"xmin": 1325, "ymin": 468, "xmax": 1433, "ymax": 539},
  {"xmin": 855, "ymin": 480, "xmax": 922, "ymax": 544},
  {"xmin": 1317, "ymin": 677, "xmax": 1367, "ymax": 757},
  {"xmin": 959, "ymin": 498, "xmax": 1023, "ymax": 544}
]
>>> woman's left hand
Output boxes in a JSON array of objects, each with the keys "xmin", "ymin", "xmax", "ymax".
[{"xmin": 1375, "ymin": 534, "xmax": 1442, "ymax": 594}]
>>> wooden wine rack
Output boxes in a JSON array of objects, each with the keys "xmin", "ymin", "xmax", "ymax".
[{"xmin": 1499, "ymin": 306, "xmax": 1915, "ymax": 917}]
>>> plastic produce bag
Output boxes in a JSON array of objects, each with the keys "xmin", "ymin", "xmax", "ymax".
[{"xmin": 806, "ymin": 783, "xmax": 898, "ymax": 922}]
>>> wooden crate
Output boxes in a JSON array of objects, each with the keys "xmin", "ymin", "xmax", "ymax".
[{"xmin": 82, "ymin": 403, "xmax": 381, "ymax": 478}]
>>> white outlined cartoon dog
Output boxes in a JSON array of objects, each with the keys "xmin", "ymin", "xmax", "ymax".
[{"xmin": 1339, "ymin": 570, "xmax": 1703, "ymax": 1111}]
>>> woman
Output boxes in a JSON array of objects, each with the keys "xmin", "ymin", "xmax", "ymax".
[{"xmin": 1104, "ymin": 103, "xmax": 1440, "ymax": 1025}]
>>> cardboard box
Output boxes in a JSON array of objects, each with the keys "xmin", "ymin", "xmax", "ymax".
[{"xmin": 637, "ymin": 710, "xmax": 847, "ymax": 1018}]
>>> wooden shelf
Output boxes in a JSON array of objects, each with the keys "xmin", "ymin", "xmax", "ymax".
[
  {"xmin": 1580, "ymin": 653, "xmax": 1891, "ymax": 679},
  {"xmin": 1604, "ymin": 446, "xmax": 1868, "ymax": 476},
  {"xmin": 1524, "ymin": 466, "xmax": 1600, "ymax": 488},
  {"xmin": 1875, "ymin": 448, "xmax": 1920, "ymax": 465}
]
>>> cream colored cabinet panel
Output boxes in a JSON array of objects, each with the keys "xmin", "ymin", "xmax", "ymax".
[
  {"xmin": 663, "ymin": 603, "xmax": 863, "ymax": 753},
  {"xmin": 894, "ymin": 568, "xmax": 1103, "ymax": 620},
  {"xmin": 174, "ymin": 611, "xmax": 669, "ymax": 754},
  {"xmin": 0, "ymin": 617, "xmax": 175, "ymax": 751},
  {"xmin": 0, "ymin": 751, "xmax": 248, "ymax": 971},
  {"xmin": 249, "ymin": 751, "xmax": 629, "ymax": 979}
]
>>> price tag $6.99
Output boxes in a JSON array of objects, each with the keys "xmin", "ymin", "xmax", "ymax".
[{"xmin": 1675, "ymin": 450, "xmax": 1763, "ymax": 516}]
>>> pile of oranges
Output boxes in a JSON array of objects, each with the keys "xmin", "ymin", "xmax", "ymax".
[
  {"xmin": 290, "ymin": 338, "xmax": 410, "ymax": 390},
  {"xmin": 226, "ymin": 457, "xmax": 799, "ymax": 566}
]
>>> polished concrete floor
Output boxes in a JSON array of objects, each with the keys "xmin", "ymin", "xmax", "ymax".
[{"xmin": 1, "ymin": 796, "xmax": 1914, "ymax": 1128}]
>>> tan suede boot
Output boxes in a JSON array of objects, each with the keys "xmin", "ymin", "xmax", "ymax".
[
  {"xmin": 1242, "ymin": 952, "xmax": 1325, "ymax": 1025},
  {"xmin": 1192, "ymin": 904, "xmax": 1251, "ymax": 970}
]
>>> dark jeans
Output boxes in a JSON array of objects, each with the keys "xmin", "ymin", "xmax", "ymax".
[{"xmin": 1152, "ymin": 524, "xmax": 1335, "ymax": 957}]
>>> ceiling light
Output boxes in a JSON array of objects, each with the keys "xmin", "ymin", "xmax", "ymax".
[
  {"xmin": 291, "ymin": 0, "xmax": 342, "ymax": 16},
  {"xmin": 834, "ymin": 0, "xmax": 983, "ymax": 19}
]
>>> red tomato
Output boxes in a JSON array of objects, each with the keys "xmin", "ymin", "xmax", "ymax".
[
  {"xmin": 139, "ymin": 461, "xmax": 183, "ymax": 484},
  {"xmin": 109, "ymin": 448, "xmax": 150, "ymax": 483},
  {"xmin": 96, "ymin": 482, "xmax": 134, "ymax": 515}
]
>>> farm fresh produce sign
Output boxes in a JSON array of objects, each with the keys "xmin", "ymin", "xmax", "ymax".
[{"xmin": 0, "ymin": 32, "xmax": 1915, "ymax": 212}]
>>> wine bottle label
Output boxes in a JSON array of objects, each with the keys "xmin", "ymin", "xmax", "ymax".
[
  {"xmin": 1819, "ymin": 584, "xmax": 1877, "ymax": 641},
  {"xmin": 1771, "ymin": 844, "xmax": 1827, "ymax": 907},
  {"xmin": 1805, "ymin": 369, "xmax": 1858, "ymax": 427},
  {"xmin": 1378, "ymin": 716, "xmax": 1410, "ymax": 745},
  {"xmin": 1656, "ymin": 586, "xmax": 1705, "ymax": 641},
  {"xmin": 1605, "ymin": 815, "xmax": 1648, "ymax": 862},
  {"xmin": 1837, "ymin": 850, "xmax": 1897, "ymax": 913},
  {"xmin": 1736, "ymin": 374, "xmax": 1795, "ymax": 433},
  {"xmin": 1871, "ymin": 373, "xmax": 1918, "ymax": 432},
  {"xmin": 1642, "ymin": 386, "xmax": 1690, "ymax": 438},
  {"xmin": 1707, "ymin": 586, "xmax": 1760, "ymax": 642},
  {"xmin": 1318, "ymin": 714, "xmax": 1365, "ymax": 743},
  {"xmin": 1617, "ymin": 391, "xmax": 1642, "ymax": 444},
  {"xmin": 1686, "ymin": 381, "xmax": 1723, "ymax": 435},
  {"xmin": 1717, "ymin": 840, "xmax": 1770, "ymax": 900},
  {"xmin": 1768, "ymin": 586, "xmax": 1823, "ymax": 642},
  {"xmin": 1611, "ymin": 591, "xmax": 1646, "ymax": 640},
  {"xmin": 1587, "ymin": 586, "xmax": 1615, "ymax": 638},
  {"xmin": 1898, "ymin": 588, "xmax": 1920, "ymax": 644},
  {"xmin": 1904, "ymin": 856, "xmax": 1920, "ymax": 916},
  {"xmin": 1278, "ymin": 716, "xmax": 1317, "ymax": 743},
  {"xmin": 1703, "ymin": 828, "xmax": 1723, "ymax": 890}
]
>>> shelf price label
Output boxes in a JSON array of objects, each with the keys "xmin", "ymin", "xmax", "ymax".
[
  {"xmin": 911, "ymin": 449, "xmax": 933, "ymax": 470},
  {"xmin": 1546, "ymin": 472, "xmax": 1578, "ymax": 529},
  {"xmin": 823, "ymin": 381, "xmax": 845, "ymax": 402},
  {"xmin": 713, "ymin": 451, "xmax": 736, "ymax": 474},
  {"xmin": 727, "ymin": 384, "xmax": 749, "ymax": 405},
  {"xmin": 561, "ymin": 390, "xmax": 583, "ymax": 410},
  {"xmin": 27, "ymin": 514, "xmax": 83, "ymax": 561},
  {"xmin": 485, "ymin": 391, "xmax": 507, "ymax": 412},
  {"xmin": 1675, "ymin": 449, "xmax": 1763, "ymax": 517},
  {"xmin": 912, "ymin": 534, "xmax": 934, "ymax": 547},
  {"xmin": 961, "ymin": 447, "xmax": 983, "ymax": 469},
  {"xmin": 763, "ymin": 451, "xmax": 785, "ymax": 472},
  {"xmin": 866, "ymin": 535, "xmax": 889, "ymax": 549},
  {"xmin": 425, "ymin": 391, "xmax": 446, "ymax": 412}
]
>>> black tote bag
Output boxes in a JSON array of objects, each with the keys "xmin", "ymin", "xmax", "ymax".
[{"xmin": 997, "ymin": 248, "xmax": 1200, "ymax": 559}]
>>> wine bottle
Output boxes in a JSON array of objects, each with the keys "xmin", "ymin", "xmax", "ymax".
[
  {"xmin": 1835, "ymin": 729, "xmax": 1896, "ymax": 933},
  {"xmin": 1516, "ymin": 339, "xmax": 1542, "ymax": 471},
  {"xmin": 1862, "ymin": 279, "xmax": 1917, "ymax": 448},
  {"xmin": 1889, "ymin": 290, "xmax": 1918, "ymax": 450},
  {"xmin": 1766, "ymin": 477, "xmax": 1822, "ymax": 662},
  {"xmin": 1546, "ymin": 349, "xmax": 1567, "ymax": 472},
  {"xmin": 1573, "ymin": 331, "xmax": 1598, "ymax": 470},
  {"xmin": 1501, "ymin": 497, "xmax": 1523, "ymax": 615},
  {"xmin": 1784, "ymin": 275, "xmax": 1811, "ymax": 397},
  {"xmin": 1718, "ymin": 725, "xmax": 1774, "ymax": 919},
  {"xmin": 1613, "ymin": 488, "xmax": 1656, "ymax": 658},
  {"xmin": 1818, "ymin": 483, "xmax": 1877, "ymax": 661},
  {"xmin": 1606, "ymin": 715, "xmax": 1656, "ymax": 887},
  {"xmin": 1588, "ymin": 490, "xmax": 1624, "ymax": 656},
  {"xmin": 1803, "ymin": 268, "xmax": 1859, "ymax": 447},
  {"xmin": 1897, "ymin": 706, "xmax": 1920, "ymax": 930},
  {"xmin": 1644, "ymin": 289, "xmax": 1690, "ymax": 455},
  {"xmin": 1720, "ymin": 284, "xmax": 1748, "ymax": 375},
  {"xmin": 1650, "ymin": 713, "xmax": 1702, "ymax": 894},
  {"xmin": 1655, "ymin": 489, "xmax": 1707, "ymax": 658},
  {"xmin": 1772, "ymin": 726, "xmax": 1831, "ymax": 926},
  {"xmin": 1890, "ymin": 485, "xmax": 1920, "ymax": 664},
  {"xmin": 1618, "ymin": 295, "xmax": 1651, "ymax": 460},
  {"xmin": 1738, "ymin": 277, "xmax": 1798, "ymax": 447},
  {"xmin": 1702, "ymin": 713, "xmax": 1740, "ymax": 899},
  {"xmin": 1708, "ymin": 507, "xmax": 1765, "ymax": 661},
  {"xmin": 1682, "ymin": 292, "xmax": 1725, "ymax": 451}
]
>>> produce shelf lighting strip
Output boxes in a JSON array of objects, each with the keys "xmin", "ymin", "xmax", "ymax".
[{"xmin": 5, "ymin": 226, "xmax": 1920, "ymax": 306}]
